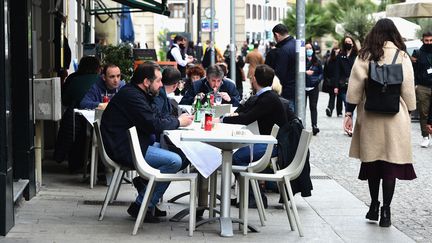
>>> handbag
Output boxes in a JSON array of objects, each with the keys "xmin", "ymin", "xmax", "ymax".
[{"xmin": 364, "ymin": 50, "xmax": 403, "ymax": 114}]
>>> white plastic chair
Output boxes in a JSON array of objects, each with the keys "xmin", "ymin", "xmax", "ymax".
[
  {"xmin": 93, "ymin": 120, "xmax": 134, "ymax": 221},
  {"xmin": 127, "ymin": 126, "xmax": 198, "ymax": 236},
  {"xmin": 239, "ymin": 129, "xmax": 312, "ymax": 237},
  {"xmin": 232, "ymin": 124, "xmax": 280, "ymax": 226}
]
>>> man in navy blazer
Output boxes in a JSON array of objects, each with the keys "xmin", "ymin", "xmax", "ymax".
[{"xmin": 179, "ymin": 65, "xmax": 241, "ymax": 106}]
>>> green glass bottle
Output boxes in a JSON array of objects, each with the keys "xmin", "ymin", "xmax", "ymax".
[{"xmin": 194, "ymin": 96, "xmax": 202, "ymax": 123}]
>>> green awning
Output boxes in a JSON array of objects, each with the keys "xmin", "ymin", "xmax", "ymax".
[{"xmin": 90, "ymin": 0, "xmax": 170, "ymax": 16}]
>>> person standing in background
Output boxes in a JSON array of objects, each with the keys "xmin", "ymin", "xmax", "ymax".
[
  {"xmin": 167, "ymin": 35, "xmax": 194, "ymax": 78},
  {"xmin": 245, "ymin": 43, "xmax": 264, "ymax": 80},
  {"xmin": 305, "ymin": 43, "xmax": 323, "ymax": 135},
  {"xmin": 335, "ymin": 36, "xmax": 358, "ymax": 117},
  {"xmin": 411, "ymin": 31, "xmax": 432, "ymax": 147},
  {"xmin": 323, "ymin": 47, "xmax": 343, "ymax": 117},
  {"xmin": 267, "ymin": 24, "xmax": 296, "ymax": 112}
]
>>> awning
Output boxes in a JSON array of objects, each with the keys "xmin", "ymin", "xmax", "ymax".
[
  {"xmin": 386, "ymin": 1, "xmax": 432, "ymax": 18},
  {"xmin": 90, "ymin": 0, "xmax": 170, "ymax": 16}
]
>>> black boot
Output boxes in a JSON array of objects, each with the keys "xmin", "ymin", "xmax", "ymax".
[
  {"xmin": 312, "ymin": 126, "xmax": 320, "ymax": 136},
  {"xmin": 379, "ymin": 206, "xmax": 391, "ymax": 227},
  {"xmin": 365, "ymin": 201, "xmax": 380, "ymax": 221}
]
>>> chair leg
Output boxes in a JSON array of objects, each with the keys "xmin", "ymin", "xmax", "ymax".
[
  {"xmin": 279, "ymin": 181, "xmax": 295, "ymax": 231},
  {"xmin": 284, "ymin": 176, "xmax": 303, "ymax": 237},
  {"xmin": 238, "ymin": 174, "xmax": 244, "ymax": 231},
  {"xmin": 188, "ymin": 179, "xmax": 197, "ymax": 237},
  {"xmin": 112, "ymin": 170, "xmax": 125, "ymax": 202},
  {"xmin": 255, "ymin": 180, "xmax": 267, "ymax": 221},
  {"xmin": 250, "ymin": 179, "xmax": 266, "ymax": 226},
  {"xmin": 242, "ymin": 176, "xmax": 249, "ymax": 235},
  {"xmin": 132, "ymin": 179, "xmax": 155, "ymax": 235},
  {"xmin": 99, "ymin": 168, "xmax": 120, "ymax": 221}
]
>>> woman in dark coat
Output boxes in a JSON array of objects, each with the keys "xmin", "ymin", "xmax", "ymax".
[{"xmin": 323, "ymin": 47, "xmax": 343, "ymax": 117}]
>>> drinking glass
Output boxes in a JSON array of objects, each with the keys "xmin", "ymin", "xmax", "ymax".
[{"xmin": 215, "ymin": 92, "xmax": 222, "ymax": 105}]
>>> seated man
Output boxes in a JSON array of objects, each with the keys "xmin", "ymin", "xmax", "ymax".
[
  {"xmin": 217, "ymin": 64, "xmax": 288, "ymax": 207},
  {"xmin": 79, "ymin": 63, "xmax": 126, "ymax": 110},
  {"xmin": 153, "ymin": 67, "xmax": 182, "ymax": 117},
  {"xmin": 179, "ymin": 65, "xmax": 241, "ymax": 106},
  {"xmin": 101, "ymin": 62, "xmax": 193, "ymax": 223}
]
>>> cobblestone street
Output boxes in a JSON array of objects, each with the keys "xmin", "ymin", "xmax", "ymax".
[{"xmin": 310, "ymin": 92, "xmax": 432, "ymax": 242}]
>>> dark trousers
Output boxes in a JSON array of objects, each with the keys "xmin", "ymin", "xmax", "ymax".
[
  {"xmin": 327, "ymin": 92, "xmax": 343, "ymax": 115},
  {"xmin": 306, "ymin": 87, "xmax": 319, "ymax": 127}
]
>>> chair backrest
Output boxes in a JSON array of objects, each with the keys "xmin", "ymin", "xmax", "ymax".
[
  {"xmin": 246, "ymin": 121, "xmax": 260, "ymax": 135},
  {"xmin": 93, "ymin": 119, "xmax": 120, "ymax": 170},
  {"xmin": 127, "ymin": 126, "xmax": 160, "ymax": 178},
  {"xmin": 247, "ymin": 124, "xmax": 280, "ymax": 173},
  {"xmin": 278, "ymin": 129, "xmax": 312, "ymax": 180}
]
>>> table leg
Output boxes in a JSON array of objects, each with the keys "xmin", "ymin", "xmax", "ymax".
[{"xmin": 219, "ymin": 150, "xmax": 233, "ymax": 236}]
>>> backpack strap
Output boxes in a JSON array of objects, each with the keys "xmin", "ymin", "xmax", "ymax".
[{"xmin": 391, "ymin": 49, "xmax": 400, "ymax": 64}]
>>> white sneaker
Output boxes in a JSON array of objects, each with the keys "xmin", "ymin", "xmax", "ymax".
[{"xmin": 420, "ymin": 137, "xmax": 430, "ymax": 148}]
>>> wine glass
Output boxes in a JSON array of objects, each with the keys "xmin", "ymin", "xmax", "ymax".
[{"xmin": 215, "ymin": 92, "xmax": 222, "ymax": 105}]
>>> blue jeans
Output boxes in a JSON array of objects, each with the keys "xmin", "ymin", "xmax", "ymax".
[
  {"xmin": 233, "ymin": 143, "xmax": 278, "ymax": 166},
  {"xmin": 135, "ymin": 143, "xmax": 182, "ymax": 208}
]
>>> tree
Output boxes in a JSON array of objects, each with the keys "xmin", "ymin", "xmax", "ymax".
[
  {"xmin": 325, "ymin": 0, "xmax": 376, "ymax": 23},
  {"xmin": 100, "ymin": 44, "xmax": 134, "ymax": 81},
  {"xmin": 342, "ymin": 7, "xmax": 375, "ymax": 44},
  {"xmin": 283, "ymin": 2, "xmax": 334, "ymax": 41}
]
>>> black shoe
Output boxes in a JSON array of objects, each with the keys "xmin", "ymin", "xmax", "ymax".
[
  {"xmin": 326, "ymin": 108, "xmax": 332, "ymax": 117},
  {"xmin": 154, "ymin": 206, "xmax": 167, "ymax": 217},
  {"xmin": 365, "ymin": 201, "xmax": 380, "ymax": 221},
  {"xmin": 379, "ymin": 206, "xmax": 391, "ymax": 227},
  {"xmin": 132, "ymin": 177, "xmax": 148, "ymax": 193},
  {"xmin": 312, "ymin": 126, "xmax": 320, "ymax": 136},
  {"xmin": 127, "ymin": 202, "xmax": 160, "ymax": 223},
  {"xmin": 237, "ymin": 194, "xmax": 268, "ymax": 209},
  {"xmin": 337, "ymin": 113, "xmax": 342, "ymax": 117}
]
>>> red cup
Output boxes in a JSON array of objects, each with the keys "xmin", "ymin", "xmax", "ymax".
[
  {"xmin": 204, "ymin": 113, "xmax": 212, "ymax": 131},
  {"xmin": 103, "ymin": 95, "xmax": 110, "ymax": 103}
]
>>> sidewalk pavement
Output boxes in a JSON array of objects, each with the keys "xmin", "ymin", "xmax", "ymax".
[{"xmin": 1, "ymin": 159, "xmax": 414, "ymax": 243}]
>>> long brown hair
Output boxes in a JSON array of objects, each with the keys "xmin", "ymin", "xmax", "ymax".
[{"xmin": 359, "ymin": 18, "xmax": 406, "ymax": 62}]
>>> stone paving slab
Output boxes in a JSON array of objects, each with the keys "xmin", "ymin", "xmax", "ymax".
[{"xmin": 0, "ymin": 158, "xmax": 414, "ymax": 243}]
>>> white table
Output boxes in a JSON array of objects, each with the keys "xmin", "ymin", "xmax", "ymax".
[
  {"xmin": 73, "ymin": 109, "xmax": 101, "ymax": 188},
  {"xmin": 180, "ymin": 128, "xmax": 277, "ymax": 237}
]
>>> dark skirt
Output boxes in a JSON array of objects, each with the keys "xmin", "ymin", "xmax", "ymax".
[{"xmin": 358, "ymin": 160, "xmax": 416, "ymax": 180}]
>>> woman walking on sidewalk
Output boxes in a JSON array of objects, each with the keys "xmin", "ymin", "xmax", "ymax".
[{"xmin": 343, "ymin": 18, "xmax": 417, "ymax": 227}]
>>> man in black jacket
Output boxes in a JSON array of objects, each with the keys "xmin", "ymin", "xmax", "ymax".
[
  {"xmin": 265, "ymin": 24, "xmax": 296, "ymax": 112},
  {"xmin": 218, "ymin": 64, "xmax": 287, "ymax": 207},
  {"xmin": 221, "ymin": 64, "xmax": 287, "ymax": 164},
  {"xmin": 101, "ymin": 62, "xmax": 193, "ymax": 222},
  {"xmin": 412, "ymin": 31, "xmax": 432, "ymax": 148}
]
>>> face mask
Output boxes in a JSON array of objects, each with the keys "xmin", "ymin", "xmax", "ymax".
[
  {"xmin": 306, "ymin": 49, "xmax": 313, "ymax": 57},
  {"xmin": 423, "ymin": 43, "xmax": 432, "ymax": 52},
  {"xmin": 344, "ymin": 43, "xmax": 353, "ymax": 51}
]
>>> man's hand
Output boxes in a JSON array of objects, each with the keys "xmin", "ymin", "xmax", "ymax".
[
  {"xmin": 178, "ymin": 113, "xmax": 193, "ymax": 127},
  {"xmin": 219, "ymin": 92, "xmax": 231, "ymax": 102},
  {"xmin": 97, "ymin": 102, "xmax": 108, "ymax": 110},
  {"xmin": 426, "ymin": 124, "xmax": 432, "ymax": 134}
]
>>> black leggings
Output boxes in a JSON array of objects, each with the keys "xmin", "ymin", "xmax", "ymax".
[
  {"xmin": 306, "ymin": 87, "xmax": 319, "ymax": 127},
  {"xmin": 368, "ymin": 178, "xmax": 396, "ymax": 207}
]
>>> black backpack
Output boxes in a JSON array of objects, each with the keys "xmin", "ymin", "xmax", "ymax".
[{"xmin": 364, "ymin": 50, "xmax": 403, "ymax": 114}]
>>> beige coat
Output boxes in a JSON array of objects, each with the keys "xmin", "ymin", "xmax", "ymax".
[{"xmin": 347, "ymin": 42, "xmax": 416, "ymax": 164}]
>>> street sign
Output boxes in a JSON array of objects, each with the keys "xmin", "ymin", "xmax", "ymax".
[{"xmin": 201, "ymin": 19, "xmax": 219, "ymax": 32}]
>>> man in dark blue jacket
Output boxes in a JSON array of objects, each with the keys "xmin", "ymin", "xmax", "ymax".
[
  {"xmin": 179, "ymin": 65, "xmax": 241, "ymax": 106},
  {"xmin": 79, "ymin": 64, "xmax": 126, "ymax": 110},
  {"xmin": 266, "ymin": 24, "xmax": 296, "ymax": 112},
  {"xmin": 101, "ymin": 62, "xmax": 193, "ymax": 223}
]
